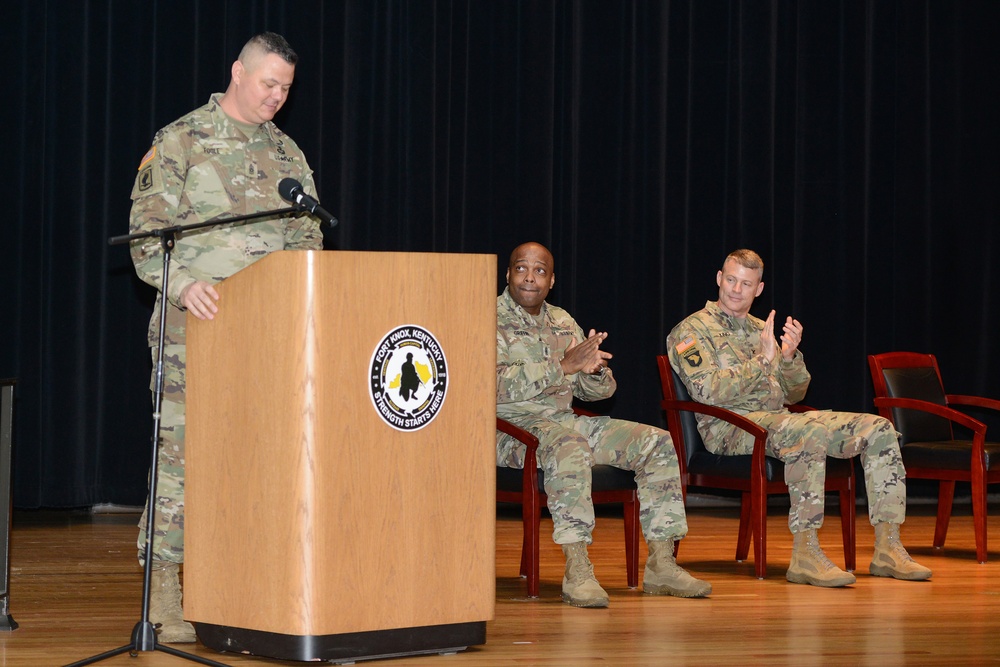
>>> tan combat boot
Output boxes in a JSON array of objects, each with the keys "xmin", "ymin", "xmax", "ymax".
[
  {"xmin": 642, "ymin": 540, "xmax": 712, "ymax": 598},
  {"xmin": 786, "ymin": 529, "xmax": 856, "ymax": 587},
  {"xmin": 149, "ymin": 561, "xmax": 196, "ymax": 643},
  {"xmin": 870, "ymin": 522, "xmax": 932, "ymax": 580},
  {"xmin": 561, "ymin": 542, "xmax": 609, "ymax": 608}
]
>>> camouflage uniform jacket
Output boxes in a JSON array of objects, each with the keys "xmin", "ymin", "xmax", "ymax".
[
  {"xmin": 496, "ymin": 287, "xmax": 615, "ymax": 420},
  {"xmin": 667, "ymin": 301, "xmax": 810, "ymax": 448},
  {"xmin": 129, "ymin": 93, "xmax": 324, "ymax": 346}
]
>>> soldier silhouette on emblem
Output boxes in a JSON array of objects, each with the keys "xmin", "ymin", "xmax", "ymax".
[{"xmin": 399, "ymin": 352, "xmax": 422, "ymax": 401}]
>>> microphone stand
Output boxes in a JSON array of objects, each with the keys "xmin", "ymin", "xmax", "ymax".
[{"xmin": 66, "ymin": 206, "xmax": 301, "ymax": 667}]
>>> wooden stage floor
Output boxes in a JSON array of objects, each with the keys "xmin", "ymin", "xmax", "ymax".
[{"xmin": 1, "ymin": 501, "xmax": 998, "ymax": 666}]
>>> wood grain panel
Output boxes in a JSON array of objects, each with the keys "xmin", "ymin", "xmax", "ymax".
[
  {"xmin": 186, "ymin": 250, "xmax": 497, "ymax": 635},
  {"xmin": 5, "ymin": 505, "xmax": 1000, "ymax": 665}
]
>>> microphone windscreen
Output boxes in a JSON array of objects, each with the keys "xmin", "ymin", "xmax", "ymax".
[{"xmin": 278, "ymin": 177, "xmax": 301, "ymax": 203}]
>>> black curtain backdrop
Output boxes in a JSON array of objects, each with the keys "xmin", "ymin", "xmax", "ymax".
[{"xmin": 2, "ymin": 1, "xmax": 998, "ymax": 508}]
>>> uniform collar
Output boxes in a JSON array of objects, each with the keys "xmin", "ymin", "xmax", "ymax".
[
  {"xmin": 501, "ymin": 287, "xmax": 550, "ymax": 324},
  {"xmin": 705, "ymin": 300, "xmax": 757, "ymax": 333},
  {"xmin": 206, "ymin": 93, "xmax": 278, "ymax": 143}
]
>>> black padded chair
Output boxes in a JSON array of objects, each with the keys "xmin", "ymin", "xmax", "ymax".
[
  {"xmin": 868, "ymin": 351, "xmax": 1000, "ymax": 563},
  {"xmin": 496, "ymin": 408, "xmax": 640, "ymax": 598},
  {"xmin": 656, "ymin": 355, "xmax": 856, "ymax": 578}
]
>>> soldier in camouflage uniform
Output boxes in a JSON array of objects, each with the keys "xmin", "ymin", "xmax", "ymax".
[
  {"xmin": 497, "ymin": 242, "xmax": 711, "ymax": 607},
  {"xmin": 128, "ymin": 32, "xmax": 324, "ymax": 641},
  {"xmin": 667, "ymin": 249, "xmax": 931, "ymax": 587}
]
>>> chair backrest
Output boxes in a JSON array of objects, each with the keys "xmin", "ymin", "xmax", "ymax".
[
  {"xmin": 655, "ymin": 355, "xmax": 708, "ymax": 469},
  {"xmin": 868, "ymin": 352, "xmax": 953, "ymax": 444}
]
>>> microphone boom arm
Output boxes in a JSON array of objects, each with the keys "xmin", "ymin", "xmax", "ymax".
[{"xmin": 108, "ymin": 207, "xmax": 301, "ymax": 246}]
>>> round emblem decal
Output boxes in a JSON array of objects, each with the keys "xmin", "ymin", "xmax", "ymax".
[{"xmin": 369, "ymin": 325, "xmax": 448, "ymax": 431}]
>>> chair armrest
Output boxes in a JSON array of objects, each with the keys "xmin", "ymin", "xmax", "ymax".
[
  {"xmin": 497, "ymin": 408, "xmax": 595, "ymax": 466},
  {"xmin": 498, "ymin": 407, "xmax": 595, "ymax": 447},
  {"xmin": 786, "ymin": 403, "xmax": 816, "ymax": 413},
  {"xmin": 496, "ymin": 417, "xmax": 539, "ymax": 454},
  {"xmin": 497, "ymin": 417, "xmax": 540, "ymax": 491},
  {"xmin": 873, "ymin": 396, "xmax": 990, "ymax": 466},
  {"xmin": 497, "ymin": 409, "xmax": 599, "ymax": 483},
  {"xmin": 662, "ymin": 399, "xmax": 768, "ymax": 440},
  {"xmin": 873, "ymin": 397, "xmax": 987, "ymax": 437},
  {"xmin": 946, "ymin": 395, "xmax": 1000, "ymax": 412},
  {"xmin": 662, "ymin": 398, "xmax": 770, "ymax": 483}
]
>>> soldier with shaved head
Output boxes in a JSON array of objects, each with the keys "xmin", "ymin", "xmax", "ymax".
[{"xmin": 496, "ymin": 242, "xmax": 710, "ymax": 607}]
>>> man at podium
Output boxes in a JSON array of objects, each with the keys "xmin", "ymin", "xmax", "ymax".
[
  {"xmin": 496, "ymin": 242, "xmax": 711, "ymax": 607},
  {"xmin": 127, "ymin": 32, "xmax": 324, "ymax": 642}
]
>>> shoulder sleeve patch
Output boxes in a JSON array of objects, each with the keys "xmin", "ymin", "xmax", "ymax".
[
  {"xmin": 675, "ymin": 336, "xmax": 703, "ymax": 368},
  {"xmin": 138, "ymin": 146, "xmax": 156, "ymax": 170},
  {"xmin": 674, "ymin": 336, "xmax": 696, "ymax": 354},
  {"xmin": 131, "ymin": 144, "xmax": 167, "ymax": 200}
]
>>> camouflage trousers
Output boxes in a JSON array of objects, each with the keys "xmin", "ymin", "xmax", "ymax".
[
  {"xmin": 136, "ymin": 343, "xmax": 187, "ymax": 565},
  {"xmin": 497, "ymin": 413, "xmax": 687, "ymax": 545},
  {"xmin": 720, "ymin": 410, "xmax": 906, "ymax": 533}
]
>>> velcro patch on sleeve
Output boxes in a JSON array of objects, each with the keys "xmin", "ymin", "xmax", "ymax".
[
  {"xmin": 131, "ymin": 147, "xmax": 165, "ymax": 200},
  {"xmin": 138, "ymin": 146, "xmax": 156, "ymax": 170},
  {"xmin": 675, "ymin": 336, "xmax": 703, "ymax": 368},
  {"xmin": 674, "ymin": 336, "xmax": 696, "ymax": 354}
]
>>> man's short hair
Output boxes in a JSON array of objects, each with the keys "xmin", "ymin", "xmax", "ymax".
[
  {"xmin": 724, "ymin": 249, "xmax": 764, "ymax": 274},
  {"xmin": 239, "ymin": 32, "xmax": 298, "ymax": 66}
]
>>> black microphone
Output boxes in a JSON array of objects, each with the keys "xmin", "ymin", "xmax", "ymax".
[{"xmin": 278, "ymin": 178, "xmax": 338, "ymax": 227}]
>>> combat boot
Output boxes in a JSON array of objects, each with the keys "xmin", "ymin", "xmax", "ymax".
[
  {"xmin": 561, "ymin": 542, "xmax": 609, "ymax": 608},
  {"xmin": 870, "ymin": 522, "xmax": 932, "ymax": 580},
  {"xmin": 786, "ymin": 529, "xmax": 856, "ymax": 587},
  {"xmin": 642, "ymin": 540, "xmax": 711, "ymax": 598},
  {"xmin": 149, "ymin": 561, "xmax": 196, "ymax": 643}
]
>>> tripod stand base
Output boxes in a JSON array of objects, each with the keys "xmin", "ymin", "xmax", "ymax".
[
  {"xmin": 63, "ymin": 621, "xmax": 230, "ymax": 667},
  {"xmin": 194, "ymin": 620, "xmax": 485, "ymax": 664}
]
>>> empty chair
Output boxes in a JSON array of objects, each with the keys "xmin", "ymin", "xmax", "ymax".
[{"xmin": 868, "ymin": 351, "xmax": 1000, "ymax": 562}]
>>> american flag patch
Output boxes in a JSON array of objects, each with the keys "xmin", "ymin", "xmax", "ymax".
[
  {"xmin": 675, "ymin": 336, "xmax": 696, "ymax": 353},
  {"xmin": 138, "ymin": 146, "xmax": 156, "ymax": 170}
]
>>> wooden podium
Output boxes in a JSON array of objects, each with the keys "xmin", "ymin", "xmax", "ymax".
[{"xmin": 184, "ymin": 250, "xmax": 496, "ymax": 663}]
